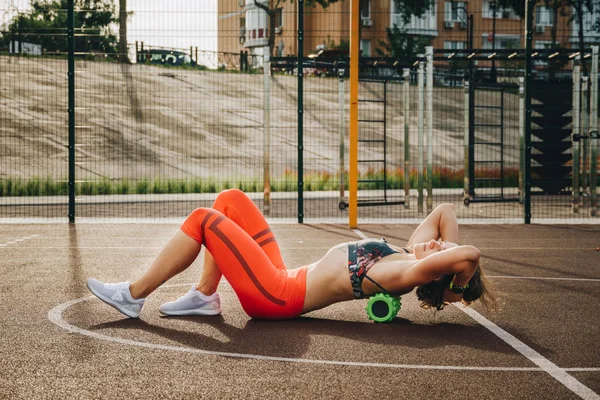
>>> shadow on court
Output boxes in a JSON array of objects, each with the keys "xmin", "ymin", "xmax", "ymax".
[{"xmin": 0, "ymin": 222, "xmax": 598, "ymax": 399}]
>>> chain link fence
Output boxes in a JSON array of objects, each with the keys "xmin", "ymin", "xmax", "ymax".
[{"xmin": 0, "ymin": 0, "xmax": 598, "ymax": 222}]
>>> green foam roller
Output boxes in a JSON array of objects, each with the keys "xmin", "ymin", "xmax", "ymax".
[{"xmin": 365, "ymin": 293, "xmax": 402, "ymax": 323}]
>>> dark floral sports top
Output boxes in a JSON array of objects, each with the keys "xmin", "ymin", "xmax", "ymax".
[{"xmin": 347, "ymin": 238, "xmax": 410, "ymax": 299}]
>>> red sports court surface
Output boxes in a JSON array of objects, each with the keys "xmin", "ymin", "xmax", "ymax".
[{"xmin": 0, "ymin": 223, "xmax": 598, "ymax": 399}]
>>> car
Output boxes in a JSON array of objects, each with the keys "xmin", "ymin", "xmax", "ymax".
[
  {"xmin": 307, "ymin": 48, "xmax": 350, "ymax": 77},
  {"xmin": 137, "ymin": 49, "xmax": 195, "ymax": 67}
]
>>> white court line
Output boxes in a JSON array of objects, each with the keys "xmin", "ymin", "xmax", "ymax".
[
  {"xmin": 457, "ymin": 306, "xmax": 600, "ymax": 400},
  {"xmin": 47, "ymin": 288, "xmax": 598, "ymax": 373},
  {"xmin": 488, "ymin": 276, "xmax": 600, "ymax": 282},
  {"xmin": 0, "ymin": 245, "xmax": 596, "ymax": 251},
  {"xmin": 352, "ymin": 229, "xmax": 600, "ymax": 400},
  {"xmin": 2, "ymin": 217, "xmax": 600, "ymax": 224},
  {"xmin": 353, "ymin": 229, "xmax": 368, "ymax": 239},
  {"xmin": 0, "ymin": 246, "xmax": 333, "ymax": 250},
  {"xmin": 0, "ymin": 234, "xmax": 39, "ymax": 247},
  {"xmin": 481, "ymin": 247, "xmax": 598, "ymax": 250}
]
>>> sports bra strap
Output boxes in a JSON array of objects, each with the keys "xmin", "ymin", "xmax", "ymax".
[{"xmin": 347, "ymin": 239, "xmax": 402, "ymax": 299}]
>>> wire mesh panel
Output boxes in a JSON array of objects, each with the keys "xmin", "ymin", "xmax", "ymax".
[
  {"xmin": 0, "ymin": 3, "xmax": 69, "ymax": 220},
  {"xmin": 0, "ymin": 0, "xmax": 598, "ymax": 222},
  {"xmin": 267, "ymin": 72, "xmax": 299, "ymax": 219},
  {"xmin": 71, "ymin": 1, "xmax": 268, "ymax": 220}
]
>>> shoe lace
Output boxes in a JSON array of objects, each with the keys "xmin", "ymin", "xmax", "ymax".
[
  {"xmin": 179, "ymin": 288, "xmax": 200, "ymax": 301},
  {"xmin": 106, "ymin": 282, "xmax": 130, "ymax": 292}
]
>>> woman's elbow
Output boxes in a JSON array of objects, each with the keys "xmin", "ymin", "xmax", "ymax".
[{"xmin": 463, "ymin": 245, "xmax": 481, "ymax": 262}]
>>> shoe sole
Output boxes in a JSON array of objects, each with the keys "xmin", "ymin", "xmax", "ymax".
[
  {"xmin": 158, "ymin": 308, "xmax": 222, "ymax": 317},
  {"xmin": 86, "ymin": 281, "xmax": 140, "ymax": 318}
]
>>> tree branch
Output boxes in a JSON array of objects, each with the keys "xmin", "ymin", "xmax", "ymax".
[{"xmin": 254, "ymin": 0, "xmax": 274, "ymax": 16}]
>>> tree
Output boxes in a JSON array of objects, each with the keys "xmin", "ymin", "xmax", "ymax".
[
  {"xmin": 496, "ymin": 0, "xmax": 525, "ymax": 18},
  {"xmin": 571, "ymin": 0, "xmax": 595, "ymax": 74},
  {"xmin": 498, "ymin": 0, "xmax": 596, "ymax": 74},
  {"xmin": 376, "ymin": 24, "xmax": 429, "ymax": 64},
  {"xmin": 392, "ymin": 0, "xmax": 436, "ymax": 24},
  {"xmin": 253, "ymin": 0, "xmax": 341, "ymax": 57},
  {"xmin": 119, "ymin": 0, "xmax": 129, "ymax": 63},
  {"xmin": 376, "ymin": 0, "xmax": 434, "ymax": 63},
  {"xmin": 1, "ymin": 0, "xmax": 118, "ymax": 56}
]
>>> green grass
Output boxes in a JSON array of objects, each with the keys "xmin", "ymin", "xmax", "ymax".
[{"xmin": 0, "ymin": 167, "xmax": 529, "ymax": 197}]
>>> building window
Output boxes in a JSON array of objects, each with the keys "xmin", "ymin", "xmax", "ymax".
[
  {"xmin": 482, "ymin": 35, "xmax": 520, "ymax": 50},
  {"xmin": 534, "ymin": 40, "xmax": 552, "ymax": 50},
  {"xmin": 535, "ymin": 6, "xmax": 554, "ymax": 26},
  {"xmin": 240, "ymin": 17, "xmax": 246, "ymax": 38},
  {"xmin": 390, "ymin": 0, "xmax": 437, "ymax": 36},
  {"xmin": 571, "ymin": 8, "xmax": 600, "ymax": 43},
  {"xmin": 444, "ymin": 40, "xmax": 466, "ymax": 50},
  {"xmin": 360, "ymin": 39, "xmax": 371, "ymax": 57},
  {"xmin": 534, "ymin": 40, "xmax": 552, "ymax": 64},
  {"xmin": 275, "ymin": 8, "xmax": 283, "ymax": 28},
  {"xmin": 360, "ymin": 0, "xmax": 371, "ymax": 19},
  {"xmin": 569, "ymin": 8, "xmax": 600, "ymax": 43},
  {"xmin": 482, "ymin": 0, "xmax": 517, "ymax": 19},
  {"xmin": 444, "ymin": 1, "xmax": 466, "ymax": 23}
]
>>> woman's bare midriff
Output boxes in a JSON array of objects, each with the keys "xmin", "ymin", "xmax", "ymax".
[{"xmin": 300, "ymin": 243, "xmax": 417, "ymax": 314}]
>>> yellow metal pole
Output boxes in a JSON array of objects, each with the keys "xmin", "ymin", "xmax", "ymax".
[{"xmin": 348, "ymin": 0, "xmax": 359, "ymax": 228}]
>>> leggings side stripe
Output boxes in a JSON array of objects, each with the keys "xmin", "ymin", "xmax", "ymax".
[
  {"xmin": 251, "ymin": 227, "xmax": 272, "ymax": 241},
  {"xmin": 209, "ymin": 216, "xmax": 286, "ymax": 306},
  {"xmin": 257, "ymin": 237, "xmax": 277, "ymax": 247},
  {"xmin": 200, "ymin": 210, "xmax": 216, "ymax": 244}
]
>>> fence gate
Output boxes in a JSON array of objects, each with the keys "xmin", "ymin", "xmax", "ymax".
[
  {"xmin": 340, "ymin": 79, "xmax": 405, "ymax": 209},
  {"xmin": 464, "ymin": 83, "xmax": 520, "ymax": 206}
]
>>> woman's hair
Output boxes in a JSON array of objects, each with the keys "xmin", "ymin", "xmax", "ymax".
[{"xmin": 415, "ymin": 263, "xmax": 497, "ymax": 311}]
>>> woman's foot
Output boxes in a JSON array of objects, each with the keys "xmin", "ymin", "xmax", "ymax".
[
  {"xmin": 86, "ymin": 278, "xmax": 145, "ymax": 318},
  {"xmin": 159, "ymin": 286, "xmax": 221, "ymax": 316}
]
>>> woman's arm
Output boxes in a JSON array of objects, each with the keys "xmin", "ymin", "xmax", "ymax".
[
  {"xmin": 406, "ymin": 203, "xmax": 460, "ymax": 248},
  {"xmin": 401, "ymin": 245, "xmax": 480, "ymax": 289}
]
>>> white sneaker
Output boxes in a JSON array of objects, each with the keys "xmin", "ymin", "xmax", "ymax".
[
  {"xmin": 159, "ymin": 287, "xmax": 221, "ymax": 316},
  {"xmin": 86, "ymin": 278, "xmax": 145, "ymax": 318}
]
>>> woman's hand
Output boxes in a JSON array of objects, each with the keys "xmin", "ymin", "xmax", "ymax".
[
  {"xmin": 412, "ymin": 240, "xmax": 459, "ymax": 259},
  {"xmin": 440, "ymin": 241, "xmax": 459, "ymax": 250}
]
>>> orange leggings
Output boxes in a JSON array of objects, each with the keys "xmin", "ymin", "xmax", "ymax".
[{"xmin": 180, "ymin": 189, "xmax": 307, "ymax": 319}]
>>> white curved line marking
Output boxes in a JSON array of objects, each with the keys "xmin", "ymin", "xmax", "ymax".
[{"xmin": 46, "ymin": 284, "xmax": 575, "ymax": 373}]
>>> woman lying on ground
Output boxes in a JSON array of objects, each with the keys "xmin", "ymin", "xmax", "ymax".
[{"xmin": 87, "ymin": 189, "xmax": 496, "ymax": 320}]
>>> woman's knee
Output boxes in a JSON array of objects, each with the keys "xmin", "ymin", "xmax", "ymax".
[
  {"xmin": 436, "ymin": 203, "xmax": 455, "ymax": 215},
  {"xmin": 214, "ymin": 188, "xmax": 247, "ymax": 207},
  {"xmin": 188, "ymin": 207, "xmax": 207, "ymax": 218},
  {"xmin": 181, "ymin": 207, "xmax": 213, "ymax": 243}
]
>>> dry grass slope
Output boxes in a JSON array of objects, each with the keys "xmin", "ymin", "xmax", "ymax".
[{"xmin": 1, "ymin": 56, "xmax": 522, "ymax": 184}]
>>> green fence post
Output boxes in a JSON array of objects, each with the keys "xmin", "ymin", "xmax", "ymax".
[
  {"xmin": 425, "ymin": 46, "xmax": 433, "ymax": 214},
  {"xmin": 572, "ymin": 64, "xmax": 581, "ymax": 214},
  {"xmin": 523, "ymin": 0, "xmax": 534, "ymax": 224},
  {"xmin": 297, "ymin": 0, "xmax": 304, "ymax": 223},
  {"xmin": 67, "ymin": 0, "xmax": 75, "ymax": 223},
  {"xmin": 263, "ymin": 45, "xmax": 271, "ymax": 216},
  {"xmin": 463, "ymin": 78, "xmax": 470, "ymax": 204},
  {"xmin": 417, "ymin": 60, "xmax": 424, "ymax": 214},
  {"xmin": 403, "ymin": 68, "xmax": 410, "ymax": 208},
  {"xmin": 590, "ymin": 46, "xmax": 598, "ymax": 217}
]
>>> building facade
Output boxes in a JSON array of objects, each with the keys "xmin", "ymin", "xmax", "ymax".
[{"xmin": 217, "ymin": 0, "xmax": 599, "ymax": 65}]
